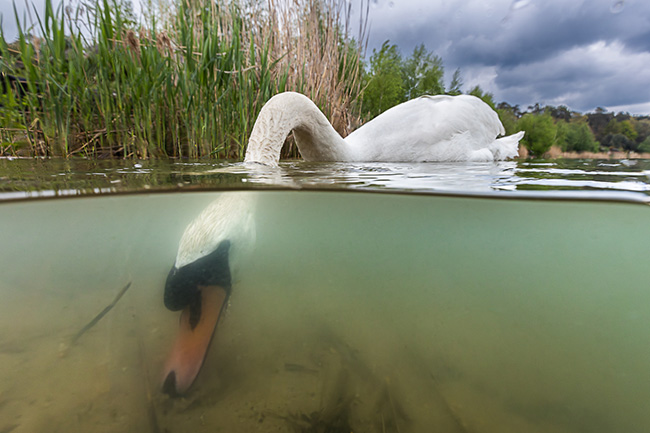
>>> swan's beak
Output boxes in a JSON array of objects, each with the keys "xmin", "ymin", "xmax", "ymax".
[{"xmin": 161, "ymin": 284, "xmax": 228, "ymax": 396}]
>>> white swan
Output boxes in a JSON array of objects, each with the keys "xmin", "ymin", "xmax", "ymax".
[
  {"xmin": 161, "ymin": 92, "xmax": 523, "ymax": 395},
  {"xmin": 244, "ymin": 92, "xmax": 523, "ymax": 166}
]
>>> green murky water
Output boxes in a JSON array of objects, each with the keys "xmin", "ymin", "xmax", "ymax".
[{"xmin": 1, "ymin": 188, "xmax": 649, "ymax": 432}]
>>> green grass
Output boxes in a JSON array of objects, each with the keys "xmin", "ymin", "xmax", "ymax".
[{"xmin": 0, "ymin": 0, "xmax": 366, "ymax": 158}]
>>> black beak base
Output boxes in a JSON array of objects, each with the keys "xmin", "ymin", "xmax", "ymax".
[{"xmin": 164, "ymin": 240, "xmax": 232, "ymax": 328}]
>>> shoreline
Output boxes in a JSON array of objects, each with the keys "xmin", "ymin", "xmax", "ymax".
[{"xmin": 518, "ymin": 145, "xmax": 650, "ymax": 160}]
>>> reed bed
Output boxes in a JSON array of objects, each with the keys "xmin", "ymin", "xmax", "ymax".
[{"xmin": 0, "ymin": 0, "xmax": 367, "ymax": 158}]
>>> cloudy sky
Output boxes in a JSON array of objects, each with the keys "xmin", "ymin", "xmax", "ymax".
[
  {"xmin": 350, "ymin": 0, "xmax": 650, "ymax": 115},
  {"xmin": 2, "ymin": 0, "xmax": 649, "ymax": 114}
]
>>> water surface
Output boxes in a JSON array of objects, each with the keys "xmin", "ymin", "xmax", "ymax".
[
  {"xmin": 1, "ymin": 158, "xmax": 649, "ymax": 199},
  {"xmin": 1, "ymin": 158, "xmax": 650, "ymax": 432}
]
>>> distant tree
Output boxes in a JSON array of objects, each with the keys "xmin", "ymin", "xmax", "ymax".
[
  {"xmin": 516, "ymin": 113, "xmax": 557, "ymax": 157},
  {"xmin": 563, "ymin": 121, "xmax": 598, "ymax": 153},
  {"xmin": 555, "ymin": 120, "xmax": 569, "ymax": 150},
  {"xmin": 362, "ymin": 41, "xmax": 404, "ymax": 118},
  {"xmin": 497, "ymin": 108, "xmax": 518, "ymax": 135},
  {"xmin": 618, "ymin": 120, "xmax": 638, "ymax": 142},
  {"xmin": 447, "ymin": 68, "xmax": 463, "ymax": 96},
  {"xmin": 602, "ymin": 119, "xmax": 638, "ymax": 143},
  {"xmin": 587, "ymin": 110, "xmax": 614, "ymax": 142},
  {"xmin": 631, "ymin": 118, "xmax": 650, "ymax": 145},
  {"xmin": 615, "ymin": 112, "xmax": 631, "ymax": 122},
  {"xmin": 603, "ymin": 119, "xmax": 621, "ymax": 136},
  {"xmin": 363, "ymin": 42, "xmax": 454, "ymax": 118},
  {"xmin": 638, "ymin": 136, "xmax": 650, "ymax": 153},
  {"xmin": 602, "ymin": 133, "xmax": 635, "ymax": 151},
  {"xmin": 497, "ymin": 101, "xmax": 522, "ymax": 118},
  {"xmin": 527, "ymin": 103, "xmax": 544, "ymax": 115},
  {"xmin": 546, "ymin": 105, "xmax": 573, "ymax": 122},
  {"xmin": 401, "ymin": 44, "xmax": 444, "ymax": 99},
  {"xmin": 496, "ymin": 102, "xmax": 521, "ymax": 135},
  {"xmin": 467, "ymin": 85, "xmax": 495, "ymax": 109}
]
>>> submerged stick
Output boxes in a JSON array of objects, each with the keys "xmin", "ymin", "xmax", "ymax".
[{"xmin": 71, "ymin": 281, "xmax": 132, "ymax": 344}]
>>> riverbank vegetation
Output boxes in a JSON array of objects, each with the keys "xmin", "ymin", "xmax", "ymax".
[
  {"xmin": 1, "ymin": 0, "xmax": 649, "ymax": 159},
  {"xmin": 1, "ymin": 0, "xmax": 367, "ymax": 158},
  {"xmin": 497, "ymin": 103, "xmax": 650, "ymax": 157}
]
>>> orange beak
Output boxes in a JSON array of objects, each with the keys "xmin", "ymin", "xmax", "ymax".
[{"xmin": 161, "ymin": 285, "xmax": 228, "ymax": 395}]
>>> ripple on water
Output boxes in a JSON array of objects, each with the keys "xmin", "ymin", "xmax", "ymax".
[{"xmin": 0, "ymin": 157, "xmax": 649, "ymax": 200}]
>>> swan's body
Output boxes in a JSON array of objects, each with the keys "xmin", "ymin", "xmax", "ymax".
[
  {"xmin": 162, "ymin": 92, "xmax": 524, "ymax": 395},
  {"xmin": 244, "ymin": 92, "xmax": 523, "ymax": 166}
]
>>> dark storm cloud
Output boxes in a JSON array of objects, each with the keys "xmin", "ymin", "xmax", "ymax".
[
  {"xmin": 354, "ymin": 0, "xmax": 650, "ymax": 114},
  {"xmin": 497, "ymin": 42, "xmax": 650, "ymax": 107},
  {"xmin": 444, "ymin": 1, "xmax": 646, "ymax": 67},
  {"xmin": 624, "ymin": 29, "xmax": 650, "ymax": 51}
]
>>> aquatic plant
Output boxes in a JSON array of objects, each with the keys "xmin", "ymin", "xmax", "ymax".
[{"xmin": 0, "ymin": 0, "xmax": 367, "ymax": 158}]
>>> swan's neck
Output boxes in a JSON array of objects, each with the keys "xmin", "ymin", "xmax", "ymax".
[{"xmin": 244, "ymin": 92, "xmax": 352, "ymax": 166}]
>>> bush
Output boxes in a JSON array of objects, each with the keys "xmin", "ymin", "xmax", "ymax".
[
  {"xmin": 401, "ymin": 44, "xmax": 444, "ymax": 100},
  {"xmin": 516, "ymin": 113, "xmax": 557, "ymax": 157},
  {"xmin": 362, "ymin": 42, "xmax": 447, "ymax": 119},
  {"xmin": 601, "ymin": 133, "xmax": 636, "ymax": 151},
  {"xmin": 497, "ymin": 108, "xmax": 518, "ymax": 136},
  {"xmin": 362, "ymin": 41, "xmax": 404, "ymax": 119},
  {"xmin": 564, "ymin": 122, "xmax": 598, "ymax": 153},
  {"xmin": 637, "ymin": 136, "xmax": 650, "ymax": 153}
]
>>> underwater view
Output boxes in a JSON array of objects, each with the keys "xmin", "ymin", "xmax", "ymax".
[
  {"xmin": 1, "ymin": 159, "xmax": 650, "ymax": 432},
  {"xmin": 1, "ymin": 0, "xmax": 649, "ymax": 430}
]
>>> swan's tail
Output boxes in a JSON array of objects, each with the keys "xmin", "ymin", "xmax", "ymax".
[{"xmin": 490, "ymin": 131, "xmax": 524, "ymax": 160}]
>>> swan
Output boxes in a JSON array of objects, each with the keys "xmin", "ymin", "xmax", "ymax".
[
  {"xmin": 244, "ymin": 92, "xmax": 523, "ymax": 166},
  {"xmin": 161, "ymin": 92, "xmax": 523, "ymax": 395}
]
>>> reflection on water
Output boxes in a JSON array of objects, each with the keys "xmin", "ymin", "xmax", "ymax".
[
  {"xmin": 1, "ymin": 190, "xmax": 649, "ymax": 432},
  {"xmin": 1, "ymin": 158, "xmax": 650, "ymax": 199}
]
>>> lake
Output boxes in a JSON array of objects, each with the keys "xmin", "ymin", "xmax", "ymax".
[{"xmin": 0, "ymin": 158, "xmax": 649, "ymax": 433}]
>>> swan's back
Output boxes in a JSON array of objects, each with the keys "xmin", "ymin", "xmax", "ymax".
[{"xmin": 346, "ymin": 95, "xmax": 519, "ymax": 162}]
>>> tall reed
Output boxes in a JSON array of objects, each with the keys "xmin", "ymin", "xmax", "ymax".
[{"xmin": 0, "ymin": 0, "xmax": 367, "ymax": 158}]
